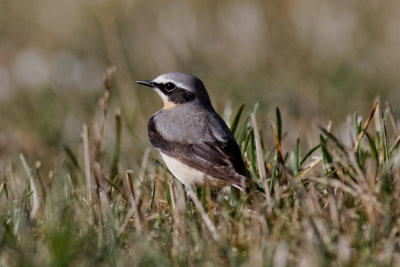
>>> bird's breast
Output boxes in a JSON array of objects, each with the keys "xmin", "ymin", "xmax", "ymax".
[{"xmin": 152, "ymin": 107, "xmax": 212, "ymax": 143}]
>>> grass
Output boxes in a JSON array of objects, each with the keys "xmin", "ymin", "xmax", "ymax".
[{"xmin": 1, "ymin": 71, "xmax": 400, "ymax": 266}]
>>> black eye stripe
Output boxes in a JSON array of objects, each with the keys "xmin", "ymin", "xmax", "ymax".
[
  {"xmin": 169, "ymin": 88, "xmax": 196, "ymax": 104},
  {"xmin": 154, "ymin": 82, "xmax": 176, "ymax": 94},
  {"xmin": 153, "ymin": 82, "xmax": 196, "ymax": 104},
  {"xmin": 153, "ymin": 82, "xmax": 163, "ymax": 90}
]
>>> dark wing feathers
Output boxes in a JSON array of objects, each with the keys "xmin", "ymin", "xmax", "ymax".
[{"xmin": 148, "ymin": 116, "xmax": 246, "ymax": 186}]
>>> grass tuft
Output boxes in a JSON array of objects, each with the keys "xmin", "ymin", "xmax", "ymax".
[{"xmin": 1, "ymin": 81, "xmax": 400, "ymax": 265}]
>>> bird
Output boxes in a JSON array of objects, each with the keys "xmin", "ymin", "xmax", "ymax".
[{"xmin": 136, "ymin": 72, "xmax": 248, "ymax": 191}]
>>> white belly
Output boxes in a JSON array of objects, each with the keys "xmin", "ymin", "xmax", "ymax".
[{"xmin": 160, "ymin": 152, "xmax": 227, "ymax": 189}]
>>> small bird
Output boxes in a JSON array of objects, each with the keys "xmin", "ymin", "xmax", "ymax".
[{"xmin": 136, "ymin": 72, "xmax": 247, "ymax": 190}]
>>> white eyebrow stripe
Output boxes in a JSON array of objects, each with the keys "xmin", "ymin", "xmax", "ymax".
[{"xmin": 153, "ymin": 76, "xmax": 185, "ymax": 89}]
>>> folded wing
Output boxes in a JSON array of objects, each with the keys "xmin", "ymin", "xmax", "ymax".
[{"xmin": 148, "ymin": 116, "xmax": 247, "ymax": 187}]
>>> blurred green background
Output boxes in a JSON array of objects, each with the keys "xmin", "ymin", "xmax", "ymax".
[{"xmin": 1, "ymin": 0, "xmax": 399, "ymax": 168}]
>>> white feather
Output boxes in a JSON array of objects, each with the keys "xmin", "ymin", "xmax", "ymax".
[
  {"xmin": 160, "ymin": 152, "xmax": 227, "ymax": 189},
  {"xmin": 153, "ymin": 75, "xmax": 186, "ymax": 90},
  {"xmin": 154, "ymin": 88, "xmax": 168, "ymax": 103}
]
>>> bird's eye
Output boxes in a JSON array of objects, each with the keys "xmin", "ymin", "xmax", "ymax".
[{"xmin": 164, "ymin": 82, "xmax": 176, "ymax": 92}]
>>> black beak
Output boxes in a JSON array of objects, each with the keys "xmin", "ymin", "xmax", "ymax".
[{"xmin": 136, "ymin": 80, "xmax": 156, "ymax": 88}]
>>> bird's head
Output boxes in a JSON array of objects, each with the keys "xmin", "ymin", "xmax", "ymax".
[{"xmin": 136, "ymin": 72, "xmax": 212, "ymax": 109}]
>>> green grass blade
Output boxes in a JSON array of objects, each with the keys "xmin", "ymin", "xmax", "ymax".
[
  {"xmin": 382, "ymin": 117, "xmax": 390, "ymax": 164},
  {"xmin": 111, "ymin": 110, "xmax": 122, "ymax": 179},
  {"xmin": 354, "ymin": 113, "xmax": 362, "ymax": 137},
  {"xmin": 242, "ymin": 128, "xmax": 252, "ymax": 158},
  {"xmin": 3, "ymin": 182, "xmax": 10, "ymax": 202},
  {"xmin": 0, "ymin": 182, "xmax": 10, "ymax": 202},
  {"xmin": 296, "ymin": 138, "xmax": 301, "ymax": 172},
  {"xmin": 237, "ymin": 112, "xmax": 251, "ymax": 147},
  {"xmin": 318, "ymin": 125, "xmax": 348, "ymax": 156},
  {"xmin": 163, "ymin": 171, "xmax": 173, "ymax": 209},
  {"xmin": 389, "ymin": 136, "xmax": 400, "ymax": 156},
  {"xmin": 63, "ymin": 145, "xmax": 81, "ymax": 170},
  {"xmin": 300, "ymin": 144, "xmax": 321, "ymax": 166},
  {"xmin": 319, "ymin": 135, "xmax": 334, "ymax": 175},
  {"xmin": 19, "ymin": 153, "xmax": 40, "ymax": 219},
  {"xmin": 275, "ymin": 107, "xmax": 282, "ymax": 143},
  {"xmin": 249, "ymin": 130, "xmax": 257, "ymax": 176},
  {"xmin": 365, "ymin": 133, "xmax": 378, "ymax": 162},
  {"xmin": 230, "ymin": 104, "xmax": 245, "ymax": 136}
]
